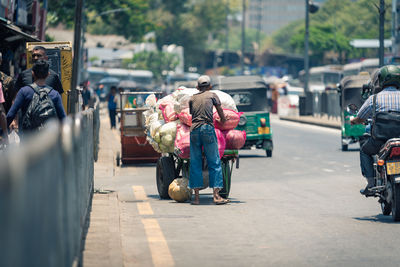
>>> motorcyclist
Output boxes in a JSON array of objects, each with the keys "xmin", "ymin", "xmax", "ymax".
[{"xmin": 351, "ymin": 65, "xmax": 400, "ymax": 196}]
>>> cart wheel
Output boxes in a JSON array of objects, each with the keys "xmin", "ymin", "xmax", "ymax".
[
  {"xmin": 341, "ymin": 134, "xmax": 348, "ymax": 151},
  {"xmin": 219, "ymin": 160, "xmax": 231, "ymax": 198},
  {"xmin": 341, "ymin": 144, "xmax": 348, "ymax": 151},
  {"xmin": 156, "ymin": 156, "xmax": 176, "ymax": 199},
  {"xmin": 266, "ymin": 150, "xmax": 272, "ymax": 157},
  {"xmin": 116, "ymin": 152, "xmax": 120, "ymax": 167}
]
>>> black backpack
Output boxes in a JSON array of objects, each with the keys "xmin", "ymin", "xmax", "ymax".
[
  {"xmin": 22, "ymin": 83, "xmax": 57, "ymax": 130},
  {"xmin": 371, "ymin": 94, "xmax": 400, "ymax": 141}
]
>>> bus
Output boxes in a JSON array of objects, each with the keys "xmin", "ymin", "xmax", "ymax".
[
  {"xmin": 342, "ymin": 62, "xmax": 363, "ymax": 77},
  {"xmin": 342, "ymin": 58, "xmax": 380, "ymax": 78},
  {"xmin": 360, "ymin": 58, "xmax": 379, "ymax": 75},
  {"xmin": 86, "ymin": 67, "xmax": 155, "ymax": 90},
  {"xmin": 299, "ymin": 65, "xmax": 343, "ymax": 91},
  {"xmin": 105, "ymin": 68, "xmax": 154, "ymax": 90},
  {"xmin": 86, "ymin": 67, "xmax": 109, "ymax": 85}
]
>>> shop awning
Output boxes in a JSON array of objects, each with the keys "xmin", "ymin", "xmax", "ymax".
[{"xmin": 0, "ymin": 19, "xmax": 40, "ymax": 43}]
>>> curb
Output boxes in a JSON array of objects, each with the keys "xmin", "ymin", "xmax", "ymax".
[{"xmin": 279, "ymin": 116, "xmax": 341, "ymax": 130}]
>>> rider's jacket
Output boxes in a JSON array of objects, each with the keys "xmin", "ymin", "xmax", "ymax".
[{"xmin": 357, "ymin": 86, "xmax": 400, "ymax": 120}]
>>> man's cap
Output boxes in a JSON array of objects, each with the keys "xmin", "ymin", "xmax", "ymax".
[{"xmin": 197, "ymin": 75, "xmax": 211, "ymax": 87}]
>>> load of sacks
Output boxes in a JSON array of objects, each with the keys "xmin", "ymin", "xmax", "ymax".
[{"xmin": 144, "ymin": 87, "xmax": 247, "ymax": 159}]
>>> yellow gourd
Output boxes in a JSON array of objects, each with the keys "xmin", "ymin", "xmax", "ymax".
[{"xmin": 168, "ymin": 178, "xmax": 192, "ymax": 202}]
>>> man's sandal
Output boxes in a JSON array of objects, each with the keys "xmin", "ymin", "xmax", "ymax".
[{"xmin": 214, "ymin": 198, "xmax": 229, "ymax": 205}]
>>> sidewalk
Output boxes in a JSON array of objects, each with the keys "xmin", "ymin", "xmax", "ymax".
[
  {"xmin": 279, "ymin": 114, "xmax": 341, "ymax": 129},
  {"xmin": 82, "ymin": 106, "xmax": 124, "ymax": 267}
]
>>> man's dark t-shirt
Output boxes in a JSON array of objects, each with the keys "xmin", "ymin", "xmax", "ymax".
[
  {"xmin": 15, "ymin": 68, "xmax": 64, "ymax": 95},
  {"xmin": 189, "ymin": 91, "xmax": 221, "ymax": 131}
]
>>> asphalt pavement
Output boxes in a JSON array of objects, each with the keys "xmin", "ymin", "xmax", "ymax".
[{"xmin": 82, "ymin": 109, "xmax": 400, "ymax": 267}]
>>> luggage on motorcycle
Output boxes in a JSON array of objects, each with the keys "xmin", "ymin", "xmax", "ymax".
[
  {"xmin": 371, "ymin": 94, "xmax": 400, "ymax": 141},
  {"xmin": 372, "ymin": 111, "xmax": 400, "ymax": 141}
]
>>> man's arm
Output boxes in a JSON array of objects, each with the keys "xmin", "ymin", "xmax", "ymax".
[
  {"xmin": 53, "ymin": 74, "xmax": 64, "ymax": 94},
  {"xmin": 350, "ymin": 95, "xmax": 373, "ymax": 125},
  {"xmin": 6, "ymin": 89, "xmax": 25, "ymax": 126},
  {"xmin": 14, "ymin": 72, "xmax": 24, "ymax": 93},
  {"xmin": 53, "ymin": 93, "xmax": 66, "ymax": 120},
  {"xmin": 215, "ymin": 104, "xmax": 226, "ymax": 124},
  {"xmin": 350, "ymin": 116, "xmax": 365, "ymax": 125}
]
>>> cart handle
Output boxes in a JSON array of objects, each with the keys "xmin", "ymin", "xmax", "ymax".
[
  {"xmin": 119, "ymin": 91, "xmax": 163, "ymax": 95},
  {"xmin": 133, "ymin": 136, "xmax": 149, "ymax": 146}
]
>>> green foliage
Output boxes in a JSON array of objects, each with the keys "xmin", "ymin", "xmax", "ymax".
[
  {"xmin": 45, "ymin": 34, "xmax": 55, "ymax": 42},
  {"xmin": 89, "ymin": 56, "xmax": 100, "ymax": 62},
  {"xmin": 231, "ymin": 27, "xmax": 266, "ymax": 52},
  {"xmin": 149, "ymin": 0, "xmax": 229, "ymax": 68},
  {"xmin": 270, "ymin": 0, "xmax": 393, "ymax": 62},
  {"xmin": 123, "ymin": 51, "xmax": 180, "ymax": 81},
  {"xmin": 290, "ymin": 24, "xmax": 352, "ymax": 57},
  {"xmin": 48, "ymin": 0, "xmax": 153, "ymax": 42}
]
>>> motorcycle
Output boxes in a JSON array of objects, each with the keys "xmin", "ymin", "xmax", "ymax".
[{"xmin": 348, "ymin": 104, "xmax": 400, "ymax": 221}]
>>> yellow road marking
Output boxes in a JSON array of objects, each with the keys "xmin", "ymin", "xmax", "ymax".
[
  {"xmin": 132, "ymin": 186, "xmax": 175, "ymax": 266},
  {"xmin": 137, "ymin": 202, "xmax": 154, "ymax": 215},
  {"xmin": 141, "ymin": 218, "xmax": 175, "ymax": 267},
  {"xmin": 132, "ymin": 186, "xmax": 148, "ymax": 201}
]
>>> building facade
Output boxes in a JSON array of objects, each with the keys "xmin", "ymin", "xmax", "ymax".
[
  {"xmin": 248, "ymin": 0, "xmax": 326, "ymax": 36},
  {"xmin": 0, "ymin": 0, "xmax": 45, "ymax": 76}
]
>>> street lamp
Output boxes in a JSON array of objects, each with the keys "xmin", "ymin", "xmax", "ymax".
[
  {"xmin": 304, "ymin": 1, "xmax": 319, "ymax": 92},
  {"xmin": 241, "ymin": 0, "xmax": 246, "ymax": 75},
  {"xmin": 378, "ymin": 0, "xmax": 385, "ymax": 67}
]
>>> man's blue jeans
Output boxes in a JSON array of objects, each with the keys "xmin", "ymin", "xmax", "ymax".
[
  {"xmin": 360, "ymin": 136, "xmax": 385, "ymax": 179},
  {"xmin": 189, "ymin": 124, "xmax": 223, "ymax": 189}
]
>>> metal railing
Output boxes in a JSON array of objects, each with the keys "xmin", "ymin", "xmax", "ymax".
[
  {"xmin": 0, "ymin": 101, "xmax": 100, "ymax": 267},
  {"xmin": 300, "ymin": 91, "xmax": 341, "ymax": 119}
]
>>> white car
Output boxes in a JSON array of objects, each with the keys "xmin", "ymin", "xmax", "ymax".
[{"xmin": 278, "ymin": 83, "xmax": 303, "ymax": 117}]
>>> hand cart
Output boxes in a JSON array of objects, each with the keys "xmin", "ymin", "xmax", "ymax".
[
  {"xmin": 156, "ymin": 150, "xmax": 239, "ymax": 199},
  {"xmin": 117, "ymin": 91, "xmax": 162, "ymax": 165}
]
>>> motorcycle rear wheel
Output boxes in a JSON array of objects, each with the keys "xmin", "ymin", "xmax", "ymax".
[
  {"xmin": 391, "ymin": 180, "xmax": 400, "ymax": 221},
  {"xmin": 381, "ymin": 201, "xmax": 392, "ymax": 216}
]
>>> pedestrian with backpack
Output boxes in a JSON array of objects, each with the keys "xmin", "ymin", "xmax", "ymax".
[
  {"xmin": 0, "ymin": 79, "xmax": 8, "ymax": 146},
  {"xmin": 6, "ymin": 60, "xmax": 66, "ymax": 132}
]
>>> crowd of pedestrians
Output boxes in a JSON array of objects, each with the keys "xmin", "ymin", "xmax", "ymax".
[{"xmin": 0, "ymin": 46, "xmax": 66, "ymax": 147}]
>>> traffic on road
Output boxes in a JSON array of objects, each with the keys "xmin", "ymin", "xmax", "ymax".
[{"xmin": 3, "ymin": 0, "xmax": 400, "ymax": 266}]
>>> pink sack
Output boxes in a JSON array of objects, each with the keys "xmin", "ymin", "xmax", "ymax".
[
  {"xmin": 177, "ymin": 108, "xmax": 192, "ymax": 127},
  {"xmin": 159, "ymin": 101, "xmax": 178, "ymax": 122},
  {"xmin": 214, "ymin": 128, "xmax": 226, "ymax": 158},
  {"xmin": 225, "ymin": 130, "xmax": 246, "ymax": 150},
  {"xmin": 213, "ymin": 109, "xmax": 242, "ymax": 130},
  {"xmin": 175, "ymin": 124, "xmax": 191, "ymax": 158}
]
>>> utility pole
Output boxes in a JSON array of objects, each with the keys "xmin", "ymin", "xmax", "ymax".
[
  {"xmin": 225, "ymin": 0, "xmax": 229, "ymax": 67},
  {"xmin": 304, "ymin": 1, "xmax": 319, "ymax": 92},
  {"xmin": 304, "ymin": 0, "xmax": 310, "ymax": 92},
  {"xmin": 379, "ymin": 0, "xmax": 385, "ymax": 67},
  {"xmin": 241, "ymin": 0, "xmax": 246, "ymax": 75},
  {"xmin": 70, "ymin": 0, "xmax": 84, "ymax": 114},
  {"xmin": 256, "ymin": 0, "xmax": 262, "ymax": 54}
]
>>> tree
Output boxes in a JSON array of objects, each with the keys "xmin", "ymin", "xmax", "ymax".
[
  {"xmin": 269, "ymin": 0, "xmax": 393, "ymax": 63},
  {"xmin": 290, "ymin": 24, "xmax": 352, "ymax": 61},
  {"xmin": 123, "ymin": 51, "xmax": 180, "ymax": 81},
  {"xmin": 48, "ymin": 0, "xmax": 153, "ymax": 42},
  {"xmin": 148, "ymin": 0, "xmax": 229, "ymax": 68}
]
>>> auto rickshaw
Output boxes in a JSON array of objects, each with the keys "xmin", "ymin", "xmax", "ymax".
[
  {"xmin": 213, "ymin": 75, "xmax": 273, "ymax": 157},
  {"xmin": 116, "ymin": 91, "xmax": 162, "ymax": 165},
  {"xmin": 338, "ymin": 73, "xmax": 370, "ymax": 151}
]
